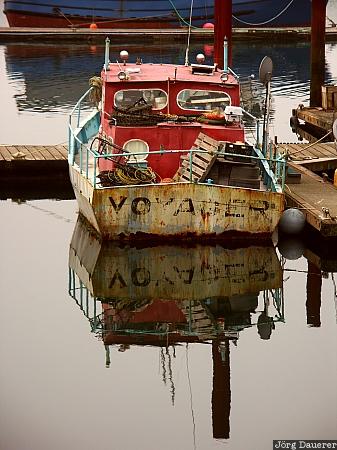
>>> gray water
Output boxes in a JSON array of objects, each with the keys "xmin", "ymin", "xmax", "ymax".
[{"xmin": 1, "ymin": 2, "xmax": 337, "ymax": 449}]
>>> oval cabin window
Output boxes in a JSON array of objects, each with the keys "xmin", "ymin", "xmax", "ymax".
[
  {"xmin": 177, "ymin": 89, "xmax": 231, "ymax": 112},
  {"xmin": 114, "ymin": 89, "xmax": 167, "ymax": 110}
]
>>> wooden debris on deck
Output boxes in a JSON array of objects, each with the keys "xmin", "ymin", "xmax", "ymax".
[{"xmin": 174, "ymin": 133, "xmax": 219, "ymax": 182}]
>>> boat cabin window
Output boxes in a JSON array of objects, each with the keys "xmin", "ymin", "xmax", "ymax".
[
  {"xmin": 177, "ymin": 89, "xmax": 231, "ymax": 112},
  {"xmin": 114, "ymin": 89, "xmax": 167, "ymax": 110}
]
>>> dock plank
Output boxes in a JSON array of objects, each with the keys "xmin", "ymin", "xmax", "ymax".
[
  {"xmin": 54, "ymin": 145, "xmax": 69, "ymax": 157},
  {"xmin": 0, "ymin": 144, "xmax": 69, "ymax": 162},
  {"xmin": 37, "ymin": 146, "xmax": 58, "ymax": 160},
  {"xmin": 0, "ymin": 146, "xmax": 14, "ymax": 161},
  {"xmin": 278, "ymin": 142, "xmax": 337, "ymax": 165},
  {"xmin": 315, "ymin": 143, "xmax": 337, "ymax": 158},
  {"xmin": 22, "ymin": 145, "xmax": 46, "ymax": 160},
  {"xmin": 46, "ymin": 145, "xmax": 68, "ymax": 160}
]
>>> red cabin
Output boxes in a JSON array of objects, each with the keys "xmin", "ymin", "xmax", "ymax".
[{"xmin": 99, "ymin": 57, "xmax": 245, "ymax": 180}]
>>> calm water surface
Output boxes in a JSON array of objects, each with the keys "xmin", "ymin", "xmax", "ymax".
[{"xmin": 1, "ymin": 3, "xmax": 337, "ymax": 449}]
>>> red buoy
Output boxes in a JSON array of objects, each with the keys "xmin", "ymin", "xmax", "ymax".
[
  {"xmin": 90, "ymin": 23, "xmax": 98, "ymax": 29},
  {"xmin": 202, "ymin": 22, "xmax": 214, "ymax": 29}
]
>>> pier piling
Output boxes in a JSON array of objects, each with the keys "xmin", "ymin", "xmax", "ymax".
[{"xmin": 310, "ymin": 0, "xmax": 327, "ymax": 107}]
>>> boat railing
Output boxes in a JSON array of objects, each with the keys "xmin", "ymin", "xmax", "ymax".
[
  {"xmin": 69, "ymin": 89, "xmax": 286, "ymax": 193},
  {"xmin": 74, "ymin": 144, "xmax": 286, "ymax": 192}
]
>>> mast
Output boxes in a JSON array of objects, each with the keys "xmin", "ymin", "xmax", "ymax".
[{"xmin": 214, "ymin": 0, "xmax": 232, "ymax": 70}]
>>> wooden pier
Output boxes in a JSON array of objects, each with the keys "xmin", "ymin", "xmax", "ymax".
[
  {"xmin": 0, "ymin": 144, "xmax": 72, "ymax": 200},
  {"xmin": 0, "ymin": 144, "xmax": 68, "ymax": 165},
  {"xmin": 294, "ymin": 107, "xmax": 335, "ymax": 133},
  {"xmin": 277, "ymin": 142, "xmax": 337, "ymax": 237},
  {"xmin": 0, "ymin": 26, "xmax": 336, "ymax": 43},
  {"xmin": 278, "ymin": 142, "xmax": 337, "ymax": 172},
  {"xmin": 284, "ymin": 162, "xmax": 337, "ymax": 237}
]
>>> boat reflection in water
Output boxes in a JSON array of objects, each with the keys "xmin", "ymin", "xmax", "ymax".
[{"xmin": 68, "ymin": 218, "xmax": 284, "ymax": 439}]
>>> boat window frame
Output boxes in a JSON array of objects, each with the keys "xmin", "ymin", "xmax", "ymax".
[
  {"xmin": 114, "ymin": 88, "xmax": 168, "ymax": 111},
  {"xmin": 176, "ymin": 88, "xmax": 232, "ymax": 112},
  {"xmin": 123, "ymin": 138, "xmax": 150, "ymax": 162}
]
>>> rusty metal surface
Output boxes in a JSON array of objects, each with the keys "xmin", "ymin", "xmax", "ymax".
[
  {"xmin": 69, "ymin": 218, "xmax": 283, "ymax": 301},
  {"xmin": 70, "ymin": 166, "xmax": 284, "ymax": 239}
]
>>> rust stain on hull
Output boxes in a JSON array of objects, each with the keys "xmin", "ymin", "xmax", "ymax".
[{"xmin": 70, "ymin": 167, "xmax": 284, "ymax": 241}]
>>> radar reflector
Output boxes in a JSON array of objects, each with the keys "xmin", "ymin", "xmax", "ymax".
[{"xmin": 259, "ymin": 56, "xmax": 273, "ymax": 86}]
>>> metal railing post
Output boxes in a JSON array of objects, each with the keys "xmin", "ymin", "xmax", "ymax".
[
  {"xmin": 94, "ymin": 155, "xmax": 97, "ymax": 188},
  {"xmin": 86, "ymin": 146, "xmax": 89, "ymax": 179},
  {"xmin": 189, "ymin": 149, "xmax": 193, "ymax": 182}
]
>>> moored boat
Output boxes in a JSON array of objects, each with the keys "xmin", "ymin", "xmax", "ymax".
[
  {"xmin": 67, "ymin": 2, "xmax": 286, "ymax": 241},
  {"xmin": 4, "ymin": 0, "xmax": 319, "ymax": 29}
]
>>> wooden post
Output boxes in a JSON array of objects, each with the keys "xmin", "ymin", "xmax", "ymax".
[
  {"xmin": 310, "ymin": 0, "xmax": 326, "ymax": 107},
  {"xmin": 214, "ymin": 0, "xmax": 232, "ymax": 69},
  {"xmin": 212, "ymin": 339, "xmax": 231, "ymax": 439}
]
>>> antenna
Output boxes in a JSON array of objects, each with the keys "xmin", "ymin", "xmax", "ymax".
[
  {"xmin": 184, "ymin": 0, "xmax": 194, "ymax": 66},
  {"xmin": 259, "ymin": 56, "xmax": 273, "ymax": 156}
]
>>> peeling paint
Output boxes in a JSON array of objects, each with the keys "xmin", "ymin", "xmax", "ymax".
[{"xmin": 70, "ymin": 167, "xmax": 284, "ymax": 240}]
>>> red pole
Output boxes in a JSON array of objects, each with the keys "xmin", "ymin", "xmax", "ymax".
[
  {"xmin": 310, "ymin": 0, "xmax": 326, "ymax": 107},
  {"xmin": 214, "ymin": 0, "xmax": 232, "ymax": 69}
]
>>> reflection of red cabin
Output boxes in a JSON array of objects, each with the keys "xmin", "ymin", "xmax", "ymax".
[
  {"xmin": 102, "ymin": 299, "xmax": 200, "ymax": 346},
  {"xmin": 99, "ymin": 62, "xmax": 244, "ymax": 180}
]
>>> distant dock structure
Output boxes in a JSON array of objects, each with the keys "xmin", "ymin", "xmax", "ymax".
[{"xmin": 0, "ymin": 26, "xmax": 337, "ymax": 43}]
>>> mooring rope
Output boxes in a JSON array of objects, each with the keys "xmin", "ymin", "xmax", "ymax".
[
  {"xmin": 233, "ymin": 0, "xmax": 295, "ymax": 26},
  {"xmin": 89, "ymin": 76, "xmax": 102, "ymax": 106},
  {"xmin": 289, "ymin": 130, "xmax": 333, "ymax": 158}
]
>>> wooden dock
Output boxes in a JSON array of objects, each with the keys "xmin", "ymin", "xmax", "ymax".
[
  {"xmin": 0, "ymin": 144, "xmax": 68, "ymax": 177},
  {"xmin": 0, "ymin": 144, "xmax": 67, "ymax": 163},
  {"xmin": 295, "ymin": 107, "xmax": 335, "ymax": 133},
  {"xmin": 0, "ymin": 144, "xmax": 72, "ymax": 200},
  {"xmin": 0, "ymin": 26, "xmax": 336, "ymax": 43},
  {"xmin": 278, "ymin": 142, "xmax": 337, "ymax": 172},
  {"xmin": 284, "ymin": 162, "xmax": 337, "ymax": 237}
]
